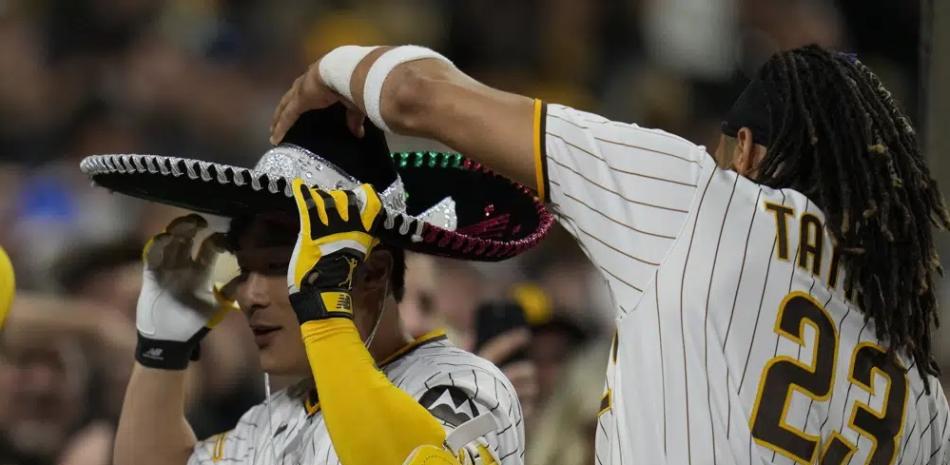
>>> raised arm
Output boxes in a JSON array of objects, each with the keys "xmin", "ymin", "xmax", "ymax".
[
  {"xmin": 272, "ymin": 46, "xmax": 712, "ymax": 304},
  {"xmin": 114, "ymin": 216, "xmax": 236, "ymax": 465},
  {"xmin": 285, "ymin": 181, "xmax": 523, "ymax": 465},
  {"xmin": 270, "ymin": 47, "xmax": 538, "ymax": 190}
]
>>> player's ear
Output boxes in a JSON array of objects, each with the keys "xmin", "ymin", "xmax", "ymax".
[
  {"xmin": 733, "ymin": 127, "xmax": 766, "ymax": 179},
  {"xmin": 357, "ymin": 248, "xmax": 394, "ymax": 294}
]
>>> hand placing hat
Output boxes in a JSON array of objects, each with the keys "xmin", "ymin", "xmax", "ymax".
[{"xmin": 287, "ymin": 180, "xmax": 384, "ymax": 323}]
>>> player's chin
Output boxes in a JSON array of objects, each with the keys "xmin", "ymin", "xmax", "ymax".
[{"xmin": 256, "ymin": 334, "xmax": 309, "ymax": 376}]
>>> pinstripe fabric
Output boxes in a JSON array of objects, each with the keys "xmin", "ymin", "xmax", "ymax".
[
  {"xmin": 187, "ymin": 336, "xmax": 523, "ymax": 465},
  {"xmin": 541, "ymin": 103, "xmax": 950, "ymax": 465}
]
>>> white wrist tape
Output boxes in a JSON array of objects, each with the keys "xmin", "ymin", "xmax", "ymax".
[
  {"xmin": 363, "ymin": 45, "xmax": 453, "ymax": 132},
  {"xmin": 318, "ymin": 45, "xmax": 379, "ymax": 102}
]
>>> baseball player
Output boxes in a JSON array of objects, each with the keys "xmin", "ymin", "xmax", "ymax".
[
  {"xmin": 103, "ymin": 106, "xmax": 548, "ymax": 465},
  {"xmin": 271, "ymin": 44, "xmax": 950, "ymax": 464}
]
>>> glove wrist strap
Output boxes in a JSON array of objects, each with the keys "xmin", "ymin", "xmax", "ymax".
[
  {"xmin": 291, "ymin": 290, "xmax": 355, "ymax": 323},
  {"xmin": 135, "ymin": 330, "xmax": 207, "ymax": 370},
  {"xmin": 291, "ymin": 251, "xmax": 362, "ymax": 323}
]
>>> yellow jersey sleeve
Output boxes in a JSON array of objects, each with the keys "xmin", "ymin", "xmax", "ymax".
[{"xmin": 299, "ymin": 319, "xmax": 458, "ymax": 465}]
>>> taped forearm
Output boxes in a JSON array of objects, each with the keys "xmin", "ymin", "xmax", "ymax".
[
  {"xmin": 300, "ymin": 319, "xmax": 450, "ymax": 465},
  {"xmin": 319, "ymin": 45, "xmax": 451, "ymax": 135},
  {"xmin": 317, "ymin": 44, "xmax": 536, "ymax": 187},
  {"xmin": 358, "ymin": 50, "xmax": 537, "ymax": 187}
]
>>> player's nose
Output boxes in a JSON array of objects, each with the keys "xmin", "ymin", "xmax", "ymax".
[{"xmin": 236, "ymin": 272, "xmax": 271, "ymax": 316}]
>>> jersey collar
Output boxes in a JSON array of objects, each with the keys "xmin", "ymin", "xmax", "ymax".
[{"xmin": 378, "ymin": 328, "xmax": 448, "ymax": 368}]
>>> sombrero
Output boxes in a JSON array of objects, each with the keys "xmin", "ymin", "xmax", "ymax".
[{"xmin": 79, "ymin": 104, "xmax": 553, "ymax": 261}]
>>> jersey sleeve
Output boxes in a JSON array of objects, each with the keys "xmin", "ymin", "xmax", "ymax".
[
  {"xmin": 412, "ymin": 366, "xmax": 524, "ymax": 465},
  {"xmin": 187, "ymin": 408, "xmax": 264, "ymax": 465},
  {"xmin": 533, "ymin": 100, "xmax": 716, "ymax": 301}
]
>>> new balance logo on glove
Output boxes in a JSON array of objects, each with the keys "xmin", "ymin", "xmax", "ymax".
[
  {"xmin": 335, "ymin": 294, "xmax": 352, "ymax": 311},
  {"xmin": 142, "ymin": 348, "xmax": 164, "ymax": 360}
]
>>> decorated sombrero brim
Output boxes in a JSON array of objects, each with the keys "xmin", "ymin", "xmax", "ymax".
[{"xmin": 79, "ymin": 107, "xmax": 553, "ymax": 261}]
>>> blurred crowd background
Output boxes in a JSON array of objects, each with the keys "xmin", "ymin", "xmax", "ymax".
[{"xmin": 0, "ymin": 0, "xmax": 939, "ymax": 464}]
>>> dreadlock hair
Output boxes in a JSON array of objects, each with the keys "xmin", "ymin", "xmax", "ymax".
[{"xmin": 752, "ymin": 45, "xmax": 950, "ymax": 385}]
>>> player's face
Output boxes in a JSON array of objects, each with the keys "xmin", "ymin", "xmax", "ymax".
[
  {"xmin": 230, "ymin": 215, "xmax": 390, "ymax": 375},
  {"xmin": 232, "ymin": 241, "xmax": 311, "ymax": 376}
]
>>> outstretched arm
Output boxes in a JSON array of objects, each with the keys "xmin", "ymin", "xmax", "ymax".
[
  {"xmin": 272, "ymin": 46, "xmax": 711, "ymax": 304},
  {"xmin": 270, "ymin": 48, "xmax": 538, "ymax": 192}
]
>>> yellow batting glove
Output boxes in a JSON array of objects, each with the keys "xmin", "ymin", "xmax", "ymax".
[{"xmin": 288, "ymin": 179, "xmax": 383, "ymax": 323}]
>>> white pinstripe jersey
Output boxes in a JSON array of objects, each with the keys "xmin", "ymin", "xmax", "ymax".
[
  {"xmin": 187, "ymin": 331, "xmax": 524, "ymax": 465},
  {"xmin": 536, "ymin": 102, "xmax": 950, "ymax": 465}
]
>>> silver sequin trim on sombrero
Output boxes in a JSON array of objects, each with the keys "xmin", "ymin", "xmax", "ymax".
[
  {"xmin": 80, "ymin": 144, "xmax": 458, "ymax": 235},
  {"xmin": 254, "ymin": 144, "xmax": 453, "ymax": 227}
]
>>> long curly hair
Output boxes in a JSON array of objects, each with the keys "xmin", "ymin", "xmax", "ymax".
[{"xmin": 753, "ymin": 45, "xmax": 950, "ymax": 383}]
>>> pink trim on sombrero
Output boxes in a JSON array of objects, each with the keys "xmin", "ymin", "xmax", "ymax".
[
  {"xmin": 411, "ymin": 158, "xmax": 555, "ymax": 260},
  {"xmin": 410, "ymin": 159, "xmax": 554, "ymax": 259},
  {"xmin": 415, "ymin": 160, "xmax": 552, "ymax": 260}
]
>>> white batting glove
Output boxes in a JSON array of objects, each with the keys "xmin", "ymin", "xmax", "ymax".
[{"xmin": 135, "ymin": 214, "xmax": 237, "ymax": 370}]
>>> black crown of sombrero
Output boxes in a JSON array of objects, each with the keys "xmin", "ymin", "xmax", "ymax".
[{"xmin": 80, "ymin": 104, "xmax": 553, "ymax": 260}]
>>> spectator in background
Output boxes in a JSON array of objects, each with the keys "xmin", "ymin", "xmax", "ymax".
[
  {"xmin": 56, "ymin": 238, "xmax": 143, "ymax": 322},
  {"xmin": 527, "ymin": 341, "xmax": 610, "ymax": 465},
  {"xmin": 430, "ymin": 259, "xmax": 491, "ymax": 350},
  {"xmin": 400, "ymin": 253, "xmax": 441, "ymax": 338},
  {"xmin": 0, "ymin": 329, "xmax": 92, "ymax": 465},
  {"xmin": 528, "ymin": 314, "xmax": 590, "ymax": 404},
  {"xmin": 523, "ymin": 232, "xmax": 613, "ymax": 332},
  {"xmin": 0, "ymin": 294, "xmax": 134, "ymax": 465}
]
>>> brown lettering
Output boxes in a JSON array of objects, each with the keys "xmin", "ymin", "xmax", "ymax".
[
  {"xmin": 799, "ymin": 214, "xmax": 824, "ymax": 275},
  {"xmin": 765, "ymin": 202, "xmax": 795, "ymax": 261}
]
